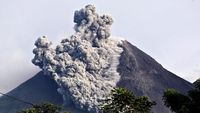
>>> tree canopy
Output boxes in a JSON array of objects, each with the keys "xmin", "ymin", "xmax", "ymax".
[
  {"xmin": 163, "ymin": 78, "xmax": 200, "ymax": 113},
  {"xmin": 101, "ymin": 87, "xmax": 156, "ymax": 113},
  {"xmin": 18, "ymin": 102, "xmax": 70, "ymax": 113}
]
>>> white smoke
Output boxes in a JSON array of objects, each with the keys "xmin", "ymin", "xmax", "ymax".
[{"xmin": 32, "ymin": 5, "xmax": 123, "ymax": 113}]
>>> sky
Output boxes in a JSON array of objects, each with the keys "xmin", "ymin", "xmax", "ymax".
[{"xmin": 0, "ymin": 0, "xmax": 200, "ymax": 93}]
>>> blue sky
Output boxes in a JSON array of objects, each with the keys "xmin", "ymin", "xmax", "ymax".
[{"xmin": 0, "ymin": 0, "xmax": 200, "ymax": 93}]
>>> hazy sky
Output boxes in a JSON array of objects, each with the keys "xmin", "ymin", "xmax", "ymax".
[{"xmin": 0, "ymin": 0, "xmax": 200, "ymax": 93}]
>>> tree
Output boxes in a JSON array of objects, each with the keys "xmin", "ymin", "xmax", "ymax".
[
  {"xmin": 188, "ymin": 78, "xmax": 200, "ymax": 113},
  {"xmin": 18, "ymin": 102, "xmax": 70, "ymax": 113},
  {"xmin": 101, "ymin": 87, "xmax": 156, "ymax": 113},
  {"xmin": 194, "ymin": 78, "xmax": 200, "ymax": 90},
  {"xmin": 163, "ymin": 78, "xmax": 200, "ymax": 113},
  {"xmin": 163, "ymin": 89, "xmax": 190, "ymax": 113}
]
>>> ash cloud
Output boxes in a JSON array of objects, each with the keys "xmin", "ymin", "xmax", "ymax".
[{"xmin": 32, "ymin": 5, "xmax": 123, "ymax": 113}]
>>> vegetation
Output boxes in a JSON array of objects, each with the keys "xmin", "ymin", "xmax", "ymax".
[
  {"xmin": 101, "ymin": 87, "xmax": 156, "ymax": 113},
  {"xmin": 18, "ymin": 102, "xmax": 70, "ymax": 113},
  {"xmin": 163, "ymin": 78, "xmax": 200, "ymax": 113},
  {"xmin": 194, "ymin": 78, "xmax": 200, "ymax": 90}
]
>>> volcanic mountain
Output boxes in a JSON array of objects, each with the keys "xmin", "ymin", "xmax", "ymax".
[{"xmin": 0, "ymin": 5, "xmax": 194, "ymax": 113}]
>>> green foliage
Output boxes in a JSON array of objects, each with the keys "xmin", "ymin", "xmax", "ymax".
[
  {"xmin": 134, "ymin": 96, "xmax": 156, "ymax": 113},
  {"xmin": 101, "ymin": 87, "xmax": 156, "ymax": 113},
  {"xmin": 194, "ymin": 78, "xmax": 200, "ymax": 90},
  {"xmin": 163, "ymin": 78, "xmax": 200, "ymax": 113},
  {"xmin": 18, "ymin": 102, "xmax": 70, "ymax": 113},
  {"xmin": 163, "ymin": 89, "xmax": 190, "ymax": 113}
]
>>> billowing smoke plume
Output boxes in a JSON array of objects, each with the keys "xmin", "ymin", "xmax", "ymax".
[{"xmin": 32, "ymin": 5, "xmax": 123, "ymax": 113}]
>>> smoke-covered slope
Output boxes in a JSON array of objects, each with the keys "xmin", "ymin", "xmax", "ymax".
[{"xmin": 31, "ymin": 5, "xmax": 123, "ymax": 113}]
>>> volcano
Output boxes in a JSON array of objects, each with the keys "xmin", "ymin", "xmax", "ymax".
[
  {"xmin": 0, "ymin": 40, "xmax": 194, "ymax": 113},
  {"xmin": 0, "ymin": 5, "xmax": 194, "ymax": 113}
]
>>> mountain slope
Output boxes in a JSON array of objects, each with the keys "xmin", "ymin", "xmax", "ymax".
[
  {"xmin": 0, "ymin": 41, "xmax": 194, "ymax": 113},
  {"xmin": 117, "ymin": 41, "xmax": 194, "ymax": 113},
  {"xmin": 0, "ymin": 72, "xmax": 63, "ymax": 113}
]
